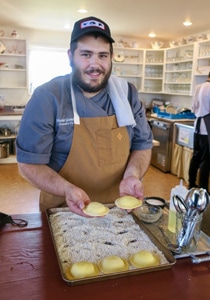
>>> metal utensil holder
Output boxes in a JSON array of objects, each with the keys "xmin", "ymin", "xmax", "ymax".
[{"xmin": 176, "ymin": 212, "xmax": 203, "ymax": 250}]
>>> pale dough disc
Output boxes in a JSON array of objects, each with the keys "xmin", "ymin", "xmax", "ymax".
[
  {"xmin": 115, "ymin": 196, "xmax": 142, "ymax": 209},
  {"xmin": 129, "ymin": 250, "xmax": 160, "ymax": 268},
  {"xmin": 66, "ymin": 261, "xmax": 99, "ymax": 279},
  {"xmin": 99, "ymin": 255, "xmax": 129, "ymax": 274},
  {"xmin": 83, "ymin": 202, "xmax": 109, "ymax": 217}
]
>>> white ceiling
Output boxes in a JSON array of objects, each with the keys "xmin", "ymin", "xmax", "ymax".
[{"xmin": 0, "ymin": 0, "xmax": 210, "ymax": 41}]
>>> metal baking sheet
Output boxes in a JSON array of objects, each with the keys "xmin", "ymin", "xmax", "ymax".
[
  {"xmin": 139, "ymin": 208, "xmax": 210, "ymax": 259},
  {"xmin": 46, "ymin": 206, "xmax": 176, "ymax": 285}
]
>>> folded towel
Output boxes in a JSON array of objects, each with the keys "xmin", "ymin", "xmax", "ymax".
[{"xmin": 108, "ymin": 75, "xmax": 136, "ymax": 127}]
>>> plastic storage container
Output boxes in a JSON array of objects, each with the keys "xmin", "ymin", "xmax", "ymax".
[{"xmin": 168, "ymin": 180, "xmax": 188, "ymax": 233}]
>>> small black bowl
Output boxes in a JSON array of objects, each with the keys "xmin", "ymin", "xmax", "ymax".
[{"xmin": 144, "ymin": 196, "xmax": 166, "ymax": 208}]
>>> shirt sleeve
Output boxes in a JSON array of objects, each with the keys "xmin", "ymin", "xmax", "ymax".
[{"xmin": 16, "ymin": 87, "xmax": 56, "ymax": 164}]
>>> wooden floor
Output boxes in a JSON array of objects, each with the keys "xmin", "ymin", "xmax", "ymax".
[
  {"xmin": 0, "ymin": 163, "xmax": 181, "ymax": 215},
  {"xmin": 0, "ymin": 163, "xmax": 40, "ymax": 214}
]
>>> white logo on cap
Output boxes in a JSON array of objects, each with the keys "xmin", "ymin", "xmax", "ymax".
[{"xmin": 81, "ymin": 20, "xmax": 105, "ymax": 30}]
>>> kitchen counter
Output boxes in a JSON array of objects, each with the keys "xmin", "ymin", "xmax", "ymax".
[
  {"xmin": 147, "ymin": 113, "xmax": 195, "ymax": 173},
  {"xmin": 0, "ymin": 108, "xmax": 23, "ymax": 122},
  {"xmin": 147, "ymin": 113, "xmax": 195, "ymax": 123},
  {"xmin": 0, "ymin": 212, "xmax": 210, "ymax": 300},
  {"xmin": 0, "ymin": 108, "xmax": 24, "ymax": 116}
]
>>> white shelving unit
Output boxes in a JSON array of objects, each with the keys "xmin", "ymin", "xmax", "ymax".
[
  {"xmin": 164, "ymin": 44, "xmax": 194, "ymax": 95},
  {"xmin": 0, "ymin": 36, "xmax": 27, "ymax": 103},
  {"xmin": 0, "ymin": 36, "xmax": 27, "ymax": 164},
  {"xmin": 193, "ymin": 40, "xmax": 210, "ymax": 87},
  {"xmin": 112, "ymin": 47, "xmax": 144, "ymax": 91},
  {"xmin": 143, "ymin": 49, "xmax": 164, "ymax": 93},
  {"xmin": 112, "ymin": 41, "xmax": 210, "ymax": 97}
]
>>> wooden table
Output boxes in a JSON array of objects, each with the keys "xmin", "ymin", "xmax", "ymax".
[{"xmin": 0, "ymin": 212, "xmax": 210, "ymax": 300}]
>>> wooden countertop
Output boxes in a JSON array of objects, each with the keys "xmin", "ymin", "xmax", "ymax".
[{"xmin": 0, "ymin": 212, "xmax": 210, "ymax": 300}]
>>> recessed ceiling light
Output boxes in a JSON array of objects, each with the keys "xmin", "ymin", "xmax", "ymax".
[
  {"xmin": 183, "ymin": 21, "xmax": 192, "ymax": 27},
  {"xmin": 148, "ymin": 32, "xmax": 156, "ymax": 38},
  {"xmin": 78, "ymin": 9, "xmax": 89, "ymax": 14}
]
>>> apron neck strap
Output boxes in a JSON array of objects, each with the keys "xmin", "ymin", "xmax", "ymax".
[{"xmin": 70, "ymin": 77, "xmax": 80, "ymax": 125}]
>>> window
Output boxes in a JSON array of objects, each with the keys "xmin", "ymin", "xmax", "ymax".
[{"xmin": 29, "ymin": 46, "xmax": 71, "ymax": 93}]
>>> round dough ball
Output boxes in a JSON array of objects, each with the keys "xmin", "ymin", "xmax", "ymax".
[
  {"xmin": 99, "ymin": 256, "xmax": 129, "ymax": 274},
  {"xmin": 83, "ymin": 202, "xmax": 109, "ymax": 216},
  {"xmin": 115, "ymin": 196, "xmax": 142, "ymax": 209},
  {"xmin": 67, "ymin": 261, "xmax": 99, "ymax": 279},
  {"xmin": 129, "ymin": 250, "xmax": 159, "ymax": 268}
]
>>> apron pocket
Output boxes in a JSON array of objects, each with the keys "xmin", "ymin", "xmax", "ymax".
[{"xmin": 96, "ymin": 128, "xmax": 129, "ymax": 167}]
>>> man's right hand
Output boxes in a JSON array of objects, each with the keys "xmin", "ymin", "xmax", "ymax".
[{"xmin": 65, "ymin": 185, "xmax": 91, "ymax": 217}]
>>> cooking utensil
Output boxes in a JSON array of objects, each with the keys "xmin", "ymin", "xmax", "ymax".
[
  {"xmin": 177, "ymin": 213, "xmax": 203, "ymax": 248},
  {"xmin": 0, "ymin": 142, "xmax": 9, "ymax": 158},
  {"xmin": 195, "ymin": 188, "xmax": 209, "ymax": 213},
  {"xmin": 182, "ymin": 189, "xmax": 209, "ymax": 246},
  {"xmin": 177, "ymin": 188, "xmax": 209, "ymax": 248},
  {"xmin": 165, "ymin": 105, "xmax": 177, "ymax": 114},
  {"xmin": 0, "ymin": 128, "xmax": 11, "ymax": 136},
  {"xmin": 173, "ymin": 195, "xmax": 188, "ymax": 214},
  {"xmin": 185, "ymin": 188, "xmax": 209, "ymax": 217},
  {"xmin": 158, "ymin": 226, "xmax": 181, "ymax": 254},
  {"xmin": 178, "ymin": 108, "xmax": 191, "ymax": 114}
]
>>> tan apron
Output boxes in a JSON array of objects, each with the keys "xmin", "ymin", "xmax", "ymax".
[{"xmin": 39, "ymin": 115, "xmax": 130, "ymax": 210}]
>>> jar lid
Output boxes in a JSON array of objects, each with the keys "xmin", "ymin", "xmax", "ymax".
[{"xmin": 144, "ymin": 197, "xmax": 166, "ymax": 208}]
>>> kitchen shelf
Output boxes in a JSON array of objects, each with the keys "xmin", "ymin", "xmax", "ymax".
[
  {"xmin": 0, "ymin": 155, "xmax": 17, "ymax": 164},
  {"xmin": 197, "ymin": 40, "xmax": 210, "ymax": 57},
  {"xmin": 0, "ymin": 113, "xmax": 20, "ymax": 164},
  {"xmin": 0, "ymin": 134, "xmax": 16, "ymax": 139},
  {"xmin": 192, "ymin": 40, "xmax": 210, "ymax": 86},
  {"xmin": 113, "ymin": 61, "xmax": 143, "ymax": 65},
  {"xmin": 117, "ymin": 74, "xmax": 142, "ymax": 78},
  {"xmin": 143, "ymin": 49, "xmax": 164, "ymax": 92},
  {"xmin": 0, "ymin": 36, "xmax": 28, "ymax": 104},
  {"xmin": 0, "ymin": 114, "xmax": 22, "ymax": 121},
  {"xmin": 112, "ymin": 47, "xmax": 144, "ymax": 91},
  {"xmin": 165, "ymin": 69, "xmax": 192, "ymax": 73},
  {"xmin": 112, "ymin": 42, "xmax": 210, "ymax": 96},
  {"xmin": 164, "ymin": 45, "xmax": 194, "ymax": 95},
  {"xmin": 0, "ymin": 53, "xmax": 26, "ymax": 57},
  {"xmin": 0, "ymin": 86, "xmax": 27, "ymax": 89},
  {"xmin": 0, "ymin": 68, "xmax": 26, "ymax": 71}
]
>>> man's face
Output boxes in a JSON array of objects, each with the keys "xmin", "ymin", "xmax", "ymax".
[{"xmin": 68, "ymin": 35, "xmax": 112, "ymax": 95}]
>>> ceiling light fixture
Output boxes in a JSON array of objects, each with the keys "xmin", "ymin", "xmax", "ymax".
[
  {"xmin": 77, "ymin": 9, "xmax": 89, "ymax": 14},
  {"xmin": 183, "ymin": 21, "xmax": 192, "ymax": 27},
  {"xmin": 148, "ymin": 32, "xmax": 156, "ymax": 38}
]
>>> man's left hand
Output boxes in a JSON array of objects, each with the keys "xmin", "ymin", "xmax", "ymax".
[{"xmin": 119, "ymin": 176, "xmax": 144, "ymax": 199}]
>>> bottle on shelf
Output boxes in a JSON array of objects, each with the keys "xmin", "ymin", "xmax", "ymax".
[{"xmin": 167, "ymin": 179, "xmax": 188, "ymax": 233}]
